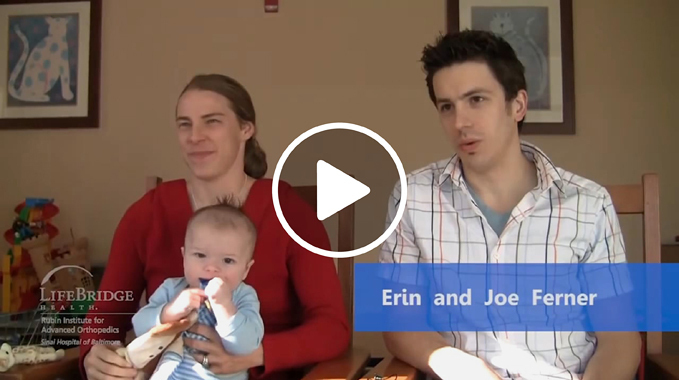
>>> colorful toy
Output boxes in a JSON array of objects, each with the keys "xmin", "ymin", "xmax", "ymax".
[
  {"xmin": 1, "ymin": 198, "xmax": 78, "ymax": 313},
  {"xmin": 0, "ymin": 198, "xmax": 92, "ymax": 371}
]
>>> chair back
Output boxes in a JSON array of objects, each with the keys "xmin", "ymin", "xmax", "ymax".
[
  {"xmin": 605, "ymin": 173, "xmax": 661, "ymax": 380},
  {"xmin": 605, "ymin": 173, "xmax": 661, "ymax": 341},
  {"xmin": 292, "ymin": 185, "xmax": 355, "ymax": 346},
  {"xmin": 145, "ymin": 177, "xmax": 355, "ymax": 348}
]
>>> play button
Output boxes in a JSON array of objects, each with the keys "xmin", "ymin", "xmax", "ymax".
[
  {"xmin": 316, "ymin": 160, "xmax": 370, "ymax": 221},
  {"xmin": 272, "ymin": 122, "xmax": 407, "ymax": 259}
]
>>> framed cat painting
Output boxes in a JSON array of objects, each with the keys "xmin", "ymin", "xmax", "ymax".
[{"xmin": 0, "ymin": 0, "xmax": 101, "ymax": 130}]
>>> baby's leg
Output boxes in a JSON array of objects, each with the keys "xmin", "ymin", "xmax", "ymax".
[{"xmin": 149, "ymin": 338, "xmax": 183, "ymax": 380}]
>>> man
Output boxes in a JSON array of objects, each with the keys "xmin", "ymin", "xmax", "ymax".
[{"xmin": 379, "ymin": 30, "xmax": 640, "ymax": 380}]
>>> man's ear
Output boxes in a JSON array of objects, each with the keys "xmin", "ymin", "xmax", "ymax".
[{"xmin": 512, "ymin": 89, "xmax": 528, "ymax": 123}]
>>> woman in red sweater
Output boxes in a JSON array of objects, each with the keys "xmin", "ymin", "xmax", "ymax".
[{"xmin": 80, "ymin": 74, "xmax": 350, "ymax": 380}]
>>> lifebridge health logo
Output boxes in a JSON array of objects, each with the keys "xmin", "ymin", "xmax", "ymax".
[
  {"xmin": 39, "ymin": 264, "xmax": 134, "ymax": 311},
  {"xmin": 37, "ymin": 265, "xmax": 133, "ymax": 347}
]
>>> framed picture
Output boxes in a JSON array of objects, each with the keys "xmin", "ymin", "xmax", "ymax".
[
  {"xmin": 0, "ymin": 0, "xmax": 101, "ymax": 130},
  {"xmin": 447, "ymin": 0, "xmax": 575, "ymax": 135}
]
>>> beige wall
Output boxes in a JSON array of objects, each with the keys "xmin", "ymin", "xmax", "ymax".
[{"xmin": 1, "ymin": 0, "xmax": 677, "ymax": 357}]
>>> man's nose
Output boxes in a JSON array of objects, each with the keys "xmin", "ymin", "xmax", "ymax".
[{"xmin": 453, "ymin": 108, "xmax": 472, "ymax": 131}]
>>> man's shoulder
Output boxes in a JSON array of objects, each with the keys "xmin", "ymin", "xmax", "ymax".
[
  {"xmin": 389, "ymin": 157, "xmax": 453, "ymax": 194},
  {"xmin": 555, "ymin": 167, "xmax": 611, "ymax": 202},
  {"xmin": 410, "ymin": 157, "xmax": 453, "ymax": 182}
]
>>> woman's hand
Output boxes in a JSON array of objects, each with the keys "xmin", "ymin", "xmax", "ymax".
[
  {"xmin": 83, "ymin": 343, "xmax": 139, "ymax": 380},
  {"xmin": 183, "ymin": 323, "xmax": 264, "ymax": 374}
]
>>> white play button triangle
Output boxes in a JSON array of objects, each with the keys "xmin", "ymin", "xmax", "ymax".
[{"xmin": 316, "ymin": 160, "xmax": 370, "ymax": 221}]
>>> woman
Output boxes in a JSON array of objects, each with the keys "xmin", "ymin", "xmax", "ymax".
[{"xmin": 80, "ymin": 74, "xmax": 350, "ymax": 380}]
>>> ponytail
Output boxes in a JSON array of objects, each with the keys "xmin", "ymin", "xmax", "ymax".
[{"xmin": 244, "ymin": 137, "xmax": 267, "ymax": 179}]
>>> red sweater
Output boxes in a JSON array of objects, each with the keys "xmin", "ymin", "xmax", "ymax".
[{"xmin": 78, "ymin": 178, "xmax": 350, "ymax": 379}]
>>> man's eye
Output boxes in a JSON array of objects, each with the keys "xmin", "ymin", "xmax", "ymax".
[{"xmin": 439, "ymin": 104, "xmax": 452, "ymax": 112}]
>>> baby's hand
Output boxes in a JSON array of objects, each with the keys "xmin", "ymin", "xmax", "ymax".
[
  {"xmin": 161, "ymin": 288, "xmax": 205, "ymax": 323},
  {"xmin": 204, "ymin": 278, "xmax": 233, "ymax": 308},
  {"xmin": 204, "ymin": 278, "xmax": 237, "ymax": 321}
]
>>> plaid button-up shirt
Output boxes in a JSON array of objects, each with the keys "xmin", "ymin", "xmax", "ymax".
[{"xmin": 379, "ymin": 141, "xmax": 628, "ymax": 379}]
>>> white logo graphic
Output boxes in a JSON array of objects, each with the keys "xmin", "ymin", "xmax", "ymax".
[
  {"xmin": 40, "ymin": 265, "xmax": 134, "ymax": 303},
  {"xmin": 40, "ymin": 265, "xmax": 92, "ymax": 286},
  {"xmin": 316, "ymin": 160, "xmax": 370, "ymax": 221},
  {"xmin": 272, "ymin": 122, "xmax": 407, "ymax": 259}
]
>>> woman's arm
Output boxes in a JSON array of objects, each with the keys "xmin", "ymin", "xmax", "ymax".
[
  {"xmin": 79, "ymin": 197, "xmax": 149, "ymax": 378},
  {"xmin": 252, "ymin": 186, "xmax": 351, "ymax": 377}
]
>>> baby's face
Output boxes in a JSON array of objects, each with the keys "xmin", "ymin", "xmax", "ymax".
[{"xmin": 182, "ymin": 224, "xmax": 254, "ymax": 291}]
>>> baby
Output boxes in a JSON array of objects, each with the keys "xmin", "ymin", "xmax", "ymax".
[{"xmin": 132, "ymin": 201, "xmax": 264, "ymax": 380}]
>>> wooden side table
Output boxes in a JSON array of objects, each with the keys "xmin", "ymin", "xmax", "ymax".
[{"xmin": 0, "ymin": 347, "xmax": 80, "ymax": 380}]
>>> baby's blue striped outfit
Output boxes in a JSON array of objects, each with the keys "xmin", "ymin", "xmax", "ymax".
[{"xmin": 132, "ymin": 277, "xmax": 264, "ymax": 380}]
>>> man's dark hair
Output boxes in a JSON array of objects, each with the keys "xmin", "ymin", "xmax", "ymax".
[{"xmin": 420, "ymin": 29, "xmax": 527, "ymax": 131}]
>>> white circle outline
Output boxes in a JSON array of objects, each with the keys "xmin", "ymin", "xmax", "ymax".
[{"xmin": 272, "ymin": 122, "xmax": 407, "ymax": 259}]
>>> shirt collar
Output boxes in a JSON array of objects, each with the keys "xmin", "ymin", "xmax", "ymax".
[{"xmin": 437, "ymin": 140, "xmax": 565, "ymax": 194}]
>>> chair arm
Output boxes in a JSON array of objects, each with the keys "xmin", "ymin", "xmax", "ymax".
[
  {"xmin": 360, "ymin": 355, "xmax": 422, "ymax": 380},
  {"xmin": 647, "ymin": 354, "xmax": 679, "ymax": 380},
  {"xmin": 301, "ymin": 348, "xmax": 371, "ymax": 380}
]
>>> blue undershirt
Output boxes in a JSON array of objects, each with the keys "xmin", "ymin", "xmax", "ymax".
[{"xmin": 466, "ymin": 184, "xmax": 512, "ymax": 236}]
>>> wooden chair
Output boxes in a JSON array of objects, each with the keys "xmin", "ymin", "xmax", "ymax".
[
  {"xmin": 146, "ymin": 176, "xmax": 371, "ymax": 380},
  {"xmin": 362, "ymin": 173, "xmax": 669, "ymax": 380}
]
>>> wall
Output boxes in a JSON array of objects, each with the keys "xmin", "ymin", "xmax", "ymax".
[{"xmin": 0, "ymin": 0, "xmax": 677, "ymax": 357}]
